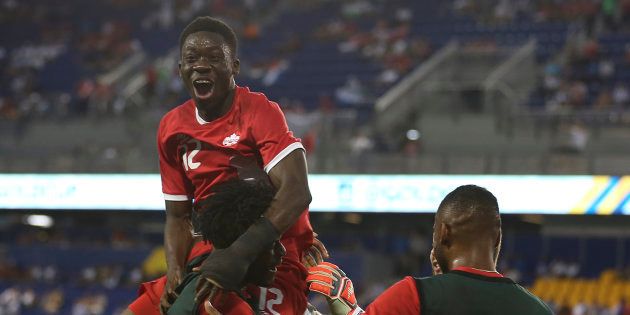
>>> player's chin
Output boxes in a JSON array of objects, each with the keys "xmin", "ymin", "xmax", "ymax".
[{"xmin": 193, "ymin": 95, "xmax": 213, "ymax": 108}]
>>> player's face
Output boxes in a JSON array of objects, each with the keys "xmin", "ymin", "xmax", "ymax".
[
  {"xmin": 246, "ymin": 240, "xmax": 286, "ymax": 287},
  {"xmin": 179, "ymin": 31, "xmax": 240, "ymax": 111}
]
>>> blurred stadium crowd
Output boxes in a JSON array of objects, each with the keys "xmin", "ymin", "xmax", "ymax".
[
  {"xmin": 2, "ymin": 213, "xmax": 630, "ymax": 314},
  {"xmin": 2, "ymin": 0, "xmax": 630, "ymax": 314},
  {"xmin": 1, "ymin": 0, "xmax": 628, "ymax": 173}
]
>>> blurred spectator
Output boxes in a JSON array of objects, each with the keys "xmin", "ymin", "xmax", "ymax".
[
  {"xmin": 544, "ymin": 62, "xmax": 563, "ymax": 93},
  {"xmin": 0, "ymin": 287, "xmax": 21, "ymax": 315},
  {"xmin": 242, "ymin": 20, "xmax": 261, "ymax": 40},
  {"xmin": 550, "ymin": 259, "xmax": 570, "ymax": 277},
  {"xmin": 613, "ymin": 299, "xmax": 630, "ymax": 315},
  {"xmin": 348, "ymin": 129, "xmax": 375, "ymax": 171},
  {"xmin": 568, "ymin": 81, "xmax": 588, "ymax": 109},
  {"xmin": 284, "ymin": 101, "xmax": 321, "ymax": 140},
  {"xmin": 21, "ymin": 288, "xmax": 36, "ymax": 311},
  {"xmin": 567, "ymin": 261, "xmax": 580, "ymax": 278},
  {"xmin": 595, "ymin": 88, "xmax": 613, "ymax": 110},
  {"xmin": 261, "ymin": 58, "xmax": 290, "ymax": 86},
  {"xmin": 598, "ymin": 58, "xmax": 615, "ymax": 82},
  {"xmin": 81, "ymin": 266, "xmax": 98, "ymax": 285},
  {"xmin": 613, "ymin": 83, "xmax": 630, "ymax": 108},
  {"xmin": 336, "ymin": 76, "xmax": 369, "ymax": 105},
  {"xmin": 554, "ymin": 122, "xmax": 590, "ymax": 154},
  {"xmin": 341, "ymin": 0, "xmax": 375, "ymax": 19},
  {"xmin": 494, "ymin": 0, "xmax": 515, "ymax": 23},
  {"xmin": 71, "ymin": 293, "xmax": 108, "ymax": 315},
  {"xmin": 40, "ymin": 288, "xmax": 64, "ymax": 314},
  {"xmin": 601, "ymin": 0, "xmax": 619, "ymax": 32}
]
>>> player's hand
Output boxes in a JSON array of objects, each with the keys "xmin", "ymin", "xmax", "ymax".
[
  {"xmin": 160, "ymin": 268, "xmax": 183, "ymax": 314},
  {"xmin": 194, "ymin": 248, "xmax": 247, "ymax": 302},
  {"xmin": 195, "ymin": 217, "xmax": 278, "ymax": 302},
  {"xmin": 230, "ymin": 155, "xmax": 271, "ymax": 185},
  {"xmin": 202, "ymin": 286, "xmax": 222, "ymax": 315},
  {"xmin": 430, "ymin": 248, "xmax": 442, "ymax": 275},
  {"xmin": 203, "ymin": 300, "xmax": 222, "ymax": 315},
  {"xmin": 302, "ymin": 233, "xmax": 330, "ymax": 268},
  {"xmin": 307, "ymin": 262, "xmax": 363, "ymax": 315}
]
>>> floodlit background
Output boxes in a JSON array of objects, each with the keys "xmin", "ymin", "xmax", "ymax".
[{"xmin": 1, "ymin": 0, "xmax": 630, "ymax": 314}]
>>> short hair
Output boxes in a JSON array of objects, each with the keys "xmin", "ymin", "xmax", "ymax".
[
  {"xmin": 437, "ymin": 185, "xmax": 501, "ymax": 236},
  {"xmin": 196, "ymin": 180, "xmax": 274, "ymax": 249},
  {"xmin": 179, "ymin": 16, "xmax": 238, "ymax": 56}
]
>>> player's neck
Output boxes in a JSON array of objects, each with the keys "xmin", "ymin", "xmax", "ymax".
[
  {"xmin": 197, "ymin": 87, "xmax": 236, "ymax": 122},
  {"xmin": 449, "ymin": 246, "xmax": 497, "ymax": 273}
]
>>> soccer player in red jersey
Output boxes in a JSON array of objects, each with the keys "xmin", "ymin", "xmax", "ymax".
[
  {"xmin": 126, "ymin": 16, "xmax": 320, "ymax": 315},
  {"xmin": 166, "ymin": 179, "xmax": 295, "ymax": 315},
  {"xmin": 307, "ymin": 185, "xmax": 553, "ymax": 315}
]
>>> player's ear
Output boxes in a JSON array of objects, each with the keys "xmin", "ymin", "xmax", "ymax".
[
  {"xmin": 232, "ymin": 58, "xmax": 240, "ymax": 76},
  {"xmin": 178, "ymin": 62, "xmax": 183, "ymax": 78},
  {"xmin": 439, "ymin": 223, "xmax": 451, "ymax": 247}
]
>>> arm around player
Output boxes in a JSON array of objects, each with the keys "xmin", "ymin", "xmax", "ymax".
[{"xmin": 196, "ymin": 148, "xmax": 311, "ymax": 299}]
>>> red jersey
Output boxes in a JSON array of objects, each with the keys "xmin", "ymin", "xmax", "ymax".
[
  {"xmin": 157, "ymin": 85, "xmax": 314, "ymax": 257},
  {"xmin": 363, "ymin": 267, "xmax": 506, "ymax": 315},
  {"xmin": 158, "ymin": 86, "xmax": 303, "ymax": 201},
  {"xmin": 156, "ymin": 86, "xmax": 313, "ymax": 314},
  {"xmin": 200, "ymin": 263, "xmax": 308, "ymax": 315}
]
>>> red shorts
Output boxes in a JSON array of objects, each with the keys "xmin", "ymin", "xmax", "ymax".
[
  {"xmin": 129, "ymin": 241, "xmax": 214, "ymax": 315},
  {"xmin": 128, "ymin": 241, "xmax": 308, "ymax": 315}
]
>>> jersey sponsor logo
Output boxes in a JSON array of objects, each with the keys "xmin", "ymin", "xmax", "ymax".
[{"xmin": 222, "ymin": 133, "xmax": 240, "ymax": 147}]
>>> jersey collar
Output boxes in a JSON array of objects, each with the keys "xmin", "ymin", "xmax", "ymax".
[
  {"xmin": 193, "ymin": 86, "xmax": 242, "ymax": 125},
  {"xmin": 451, "ymin": 266, "xmax": 504, "ymax": 278},
  {"xmin": 195, "ymin": 106, "xmax": 210, "ymax": 125}
]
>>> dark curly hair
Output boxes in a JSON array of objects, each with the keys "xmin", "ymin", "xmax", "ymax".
[
  {"xmin": 196, "ymin": 179, "xmax": 274, "ymax": 249},
  {"xmin": 179, "ymin": 16, "xmax": 238, "ymax": 57}
]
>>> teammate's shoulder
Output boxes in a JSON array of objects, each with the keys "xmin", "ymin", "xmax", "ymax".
[
  {"xmin": 392, "ymin": 276, "xmax": 421, "ymax": 292},
  {"xmin": 514, "ymin": 284, "xmax": 554, "ymax": 313}
]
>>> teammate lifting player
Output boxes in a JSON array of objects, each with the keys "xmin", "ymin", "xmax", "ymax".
[
  {"xmin": 126, "ymin": 16, "xmax": 324, "ymax": 315},
  {"xmin": 166, "ymin": 179, "xmax": 288, "ymax": 314}
]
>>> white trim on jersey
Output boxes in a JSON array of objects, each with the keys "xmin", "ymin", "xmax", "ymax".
[
  {"xmin": 264, "ymin": 142, "xmax": 305, "ymax": 173},
  {"xmin": 195, "ymin": 107, "xmax": 210, "ymax": 125},
  {"xmin": 351, "ymin": 307, "xmax": 365, "ymax": 315},
  {"xmin": 163, "ymin": 193, "xmax": 190, "ymax": 201}
]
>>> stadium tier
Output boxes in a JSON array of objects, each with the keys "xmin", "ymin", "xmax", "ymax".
[{"xmin": 1, "ymin": 0, "xmax": 628, "ymax": 174}]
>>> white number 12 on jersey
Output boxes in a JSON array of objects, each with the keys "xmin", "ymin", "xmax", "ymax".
[
  {"xmin": 258, "ymin": 287, "xmax": 283, "ymax": 315},
  {"xmin": 182, "ymin": 139, "xmax": 201, "ymax": 171}
]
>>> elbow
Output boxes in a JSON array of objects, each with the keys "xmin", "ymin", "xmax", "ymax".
[
  {"xmin": 288, "ymin": 186, "xmax": 312, "ymax": 214},
  {"xmin": 299, "ymin": 189, "xmax": 312, "ymax": 210}
]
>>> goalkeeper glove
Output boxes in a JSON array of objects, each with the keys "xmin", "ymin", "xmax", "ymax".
[{"xmin": 307, "ymin": 262, "xmax": 364, "ymax": 315}]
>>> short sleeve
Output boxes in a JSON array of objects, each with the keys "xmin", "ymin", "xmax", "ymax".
[
  {"xmin": 251, "ymin": 100, "xmax": 304, "ymax": 173},
  {"xmin": 158, "ymin": 119, "xmax": 194, "ymax": 201},
  {"xmin": 364, "ymin": 276, "xmax": 421, "ymax": 315}
]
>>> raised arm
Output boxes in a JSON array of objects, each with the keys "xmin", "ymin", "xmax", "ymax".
[{"xmin": 265, "ymin": 149, "xmax": 311, "ymax": 233}]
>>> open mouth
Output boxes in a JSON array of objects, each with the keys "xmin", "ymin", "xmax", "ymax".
[{"xmin": 193, "ymin": 79, "xmax": 214, "ymax": 100}]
